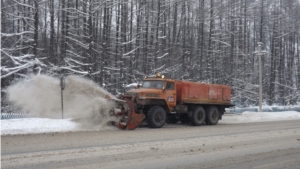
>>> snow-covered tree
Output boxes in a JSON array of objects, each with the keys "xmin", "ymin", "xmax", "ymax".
[{"xmin": 1, "ymin": 0, "xmax": 300, "ymax": 106}]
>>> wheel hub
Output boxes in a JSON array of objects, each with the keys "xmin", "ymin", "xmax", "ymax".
[{"xmin": 154, "ymin": 112, "xmax": 162, "ymax": 122}]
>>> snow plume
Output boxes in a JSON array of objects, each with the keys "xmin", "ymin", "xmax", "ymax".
[{"xmin": 6, "ymin": 74, "xmax": 119, "ymax": 130}]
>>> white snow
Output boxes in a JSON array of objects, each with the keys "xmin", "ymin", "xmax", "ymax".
[
  {"xmin": 125, "ymin": 83, "xmax": 138, "ymax": 88},
  {"xmin": 157, "ymin": 53, "xmax": 169, "ymax": 59},
  {"xmin": 1, "ymin": 118, "xmax": 79, "ymax": 135},
  {"xmin": 1, "ymin": 111, "xmax": 300, "ymax": 135},
  {"xmin": 1, "ymin": 31, "xmax": 34, "ymax": 37},
  {"xmin": 222, "ymin": 111, "xmax": 300, "ymax": 123},
  {"xmin": 123, "ymin": 46, "xmax": 139, "ymax": 56}
]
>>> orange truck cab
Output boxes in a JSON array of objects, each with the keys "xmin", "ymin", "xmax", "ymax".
[{"xmin": 121, "ymin": 73, "xmax": 234, "ymax": 128}]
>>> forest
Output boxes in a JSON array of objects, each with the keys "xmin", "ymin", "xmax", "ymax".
[{"xmin": 1, "ymin": 0, "xmax": 300, "ymax": 107}]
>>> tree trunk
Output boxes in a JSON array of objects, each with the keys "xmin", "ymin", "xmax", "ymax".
[
  {"xmin": 208, "ymin": 0, "xmax": 214, "ymax": 81},
  {"xmin": 50, "ymin": 0, "xmax": 55, "ymax": 62},
  {"xmin": 171, "ymin": 2, "xmax": 177, "ymax": 78},
  {"xmin": 33, "ymin": 0, "xmax": 38, "ymax": 73},
  {"xmin": 60, "ymin": 0, "xmax": 66, "ymax": 65}
]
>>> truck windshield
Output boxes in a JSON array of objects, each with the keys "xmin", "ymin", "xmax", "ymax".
[{"xmin": 142, "ymin": 80, "xmax": 164, "ymax": 89}]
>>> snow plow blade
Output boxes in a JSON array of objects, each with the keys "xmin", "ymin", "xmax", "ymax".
[
  {"xmin": 123, "ymin": 97, "xmax": 144, "ymax": 130},
  {"xmin": 107, "ymin": 95, "xmax": 144, "ymax": 130}
]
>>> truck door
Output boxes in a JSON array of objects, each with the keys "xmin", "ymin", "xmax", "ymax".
[{"xmin": 165, "ymin": 82, "xmax": 176, "ymax": 108}]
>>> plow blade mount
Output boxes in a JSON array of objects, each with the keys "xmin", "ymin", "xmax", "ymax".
[{"xmin": 122, "ymin": 98, "xmax": 144, "ymax": 130}]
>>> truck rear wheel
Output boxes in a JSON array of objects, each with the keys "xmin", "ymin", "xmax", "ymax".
[
  {"xmin": 147, "ymin": 106, "xmax": 166, "ymax": 128},
  {"xmin": 206, "ymin": 106, "xmax": 219, "ymax": 125},
  {"xmin": 190, "ymin": 106, "xmax": 206, "ymax": 126}
]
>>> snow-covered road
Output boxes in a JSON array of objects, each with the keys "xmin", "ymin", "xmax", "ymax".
[{"xmin": 2, "ymin": 118, "xmax": 300, "ymax": 169}]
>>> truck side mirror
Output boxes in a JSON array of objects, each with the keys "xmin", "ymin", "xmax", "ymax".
[{"xmin": 163, "ymin": 86, "xmax": 166, "ymax": 92}]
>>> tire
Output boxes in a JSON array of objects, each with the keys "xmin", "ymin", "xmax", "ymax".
[
  {"xmin": 179, "ymin": 114, "xmax": 190, "ymax": 124},
  {"xmin": 206, "ymin": 106, "xmax": 219, "ymax": 125},
  {"xmin": 167, "ymin": 115, "xmax": 179, "ymax": 124},
  {"xmin": 190, "ymin": 106, "xmax": 206, "ymax": 126},
  {"xmin": 147, "ymin": 106, "xmax": 166, "ymax": 128}
]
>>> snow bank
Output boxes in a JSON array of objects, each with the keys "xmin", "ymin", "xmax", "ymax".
[
  {"xmin": 222, "ymin": 111, "xmax": 300, "ymax": 123},
  {"xmin": 2, "ymin": 111, "xmax": 300, "ymax": 135},
  {"xmin": 226, "ymin": 105, "xmax": 300, "ymax": 113},
  {"xmin": 1, "ymin": 118, "xmax": 78, "ymax": 135}
]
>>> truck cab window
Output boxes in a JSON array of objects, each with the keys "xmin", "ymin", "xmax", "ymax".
[
  {"xmin": 142, "ymin": 81, "xmax": 164, "ymax": 89},
  {"xmin": 166, "ymin": 82, "xmax": 174, "ymax": 90},
  {"xmin": 142, "ymin": 81, "xmax": 151, "ymax": 88},
  {"xmin": 152, "ymin": 81, "xmax": 163, "ymax": 89}
]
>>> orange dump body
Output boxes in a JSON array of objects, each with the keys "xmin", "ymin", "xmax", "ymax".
[{"xmin": 175, "ymin": 80, "xmax": 232, "ymax": 106}]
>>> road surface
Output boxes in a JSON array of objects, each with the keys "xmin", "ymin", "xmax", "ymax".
[{"xmin": 2, "ymin": 119, "xmax": 300, "ymax": 169}]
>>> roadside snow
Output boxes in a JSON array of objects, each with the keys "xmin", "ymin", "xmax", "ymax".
[
  {"xmin": 1, "ymin": 118, "xmax": 79, "ymax": 135},
  {"xmin": 222, "ymin": 111, "xmax": 300, "ymax": 123},
  {"xmin": 1, "ymin": 111, "xmax": 300, "ymax": 135}
]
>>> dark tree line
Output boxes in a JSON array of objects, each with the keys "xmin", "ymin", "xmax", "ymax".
[{"xmin": 1, "ymin": 0, "xmax": 300, "ymax": 107}]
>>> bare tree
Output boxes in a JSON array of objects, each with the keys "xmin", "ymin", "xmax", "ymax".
[{"xmin": 1, "ymin": 0, "xmax": 300, "ymax": 106}]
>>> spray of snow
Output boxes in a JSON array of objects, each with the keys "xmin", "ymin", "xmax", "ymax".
[{"xmin": 6, "ymin": 74, "xmax": 119, "ymax": 130}]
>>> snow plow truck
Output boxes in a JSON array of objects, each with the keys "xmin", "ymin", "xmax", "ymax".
[{"xmin": 107, "ymin": 73, "xmax": 234, "ymax": 130}]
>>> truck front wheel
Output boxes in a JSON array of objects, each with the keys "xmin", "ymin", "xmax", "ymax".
[
  {"xmin": 190, "ymin": 106, "xmax": 206, "ymax": 126},
  {"xmin": 148, "ymin": 106, "xmax": 166, "ymax": 128},
  {"xmin": 206, "ymin": 106, "xmax": 219, "ymax": 125}
]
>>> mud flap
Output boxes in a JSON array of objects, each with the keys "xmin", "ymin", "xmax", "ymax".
[{"xmin": 124, "ymin": 97, "xmax": 144, "ymax": 130}]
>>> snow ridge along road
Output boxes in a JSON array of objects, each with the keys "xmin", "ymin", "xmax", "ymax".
[
  {"xmin": 2, "ymin": 111, "xmax": 300, "ymax": 135},
  {"xmin": 2, "ymin": 119, "xmax": 300, "ymax": 169}
]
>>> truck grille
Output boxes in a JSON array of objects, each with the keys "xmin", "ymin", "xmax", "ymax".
[
  {"xmin": 125, "ymin": 92, "xmax": 137, "ymax": 97},
  {"xmin": 146, "ymin": 93, "xmax": 159, "ymax": 97}
]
